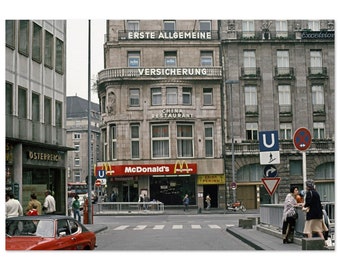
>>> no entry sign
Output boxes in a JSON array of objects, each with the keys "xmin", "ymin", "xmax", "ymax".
[{"xmin": 293, "ymin": 127, "xmax": 312, "ymax": 151}]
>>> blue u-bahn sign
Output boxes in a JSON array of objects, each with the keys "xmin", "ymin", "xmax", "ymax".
[{"xmin": 259, "ymin": 130, "xmax": 280, "ymax": 165}]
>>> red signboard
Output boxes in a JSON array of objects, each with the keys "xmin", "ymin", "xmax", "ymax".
[
  {"xmin": 95, "ymin": 161, "xmax": 197, "ymax": 177},
  {"xmin": 293, "ymin": 127, "xmax": 312, "ymax": 151}
]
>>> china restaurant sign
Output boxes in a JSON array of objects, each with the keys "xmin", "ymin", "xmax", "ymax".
[{"xmin": 95, "ymin": 161, "xmax": 197, "ymax": 177}]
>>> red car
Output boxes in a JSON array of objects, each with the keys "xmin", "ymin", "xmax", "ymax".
[{"xmin": 6, "ymin": 215, "xmax": 96, "ymax": 250}]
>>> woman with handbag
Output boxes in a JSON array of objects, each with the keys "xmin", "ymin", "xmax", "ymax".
[
  {"xmin": 302, "ymin": 179, "xmax": 328, "ymax": 240},
  {"xmin": 282, "ymin": 186, "xmax": 300, "ymax": 243}
]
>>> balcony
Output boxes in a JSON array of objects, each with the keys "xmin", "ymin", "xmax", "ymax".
[
  {"xmin": 97, "ymin": 66, "xmax": 222, "ymax": 85},
  {"xmin": 241, "ymin": 67, "xmax": 261, "ymax": 80},
  {"xmin": 274, "ymin": 67, "xmax": 295, "ymax": 80},
  {"xmin": 308, "ymin": 67, "xmax": 328, "ymax": 79}
]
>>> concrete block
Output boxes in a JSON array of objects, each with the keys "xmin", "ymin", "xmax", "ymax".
[
  {"xmin": 239, "ymin": 219, "xmax": 253, "ymax": 229},
  {"xmin": 247, "ymin": 217, "xmax": 258, "ymax": 225},
  {"xmin": 302, "ymin": 237, "xmax": 325, "ymax": 250}
]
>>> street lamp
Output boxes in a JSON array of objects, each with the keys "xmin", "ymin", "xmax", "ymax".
[{"xmin": 225, "ymin": 80, "xmax": 239, "ymax": 203}]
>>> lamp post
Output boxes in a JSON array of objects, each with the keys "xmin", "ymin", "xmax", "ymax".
[{"xmin": 225, "ymin": 80, "xmax": 239, "ymax": 203}]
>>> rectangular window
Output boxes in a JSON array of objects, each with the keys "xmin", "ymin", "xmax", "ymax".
[
  {"xmin": 199, "ymin": 20, "xmax": 211, "ymax": 32},
  {"xmin": 32, "ymin": 92, "xmax": 40, "ymax": 122},
  {"xmin": 44, "ymin": 30, "xmax": 53, "ymax": 68},
  {"xmin": 163, "ymin": 20, "xmax": 175, "ymax": 32},
  {"xmin": 308, "ymin": 20, "xmax": 320, "ymax": 31},
  {"xmin": 6, "ymin": 82, "xmax": 13, "ymax": 115},
  {"xmin": 243, "ymin": 50, "xmax": 256, "ymax": 75},
  {"xmin": 313, "ymin": 122, "xmax": 325, "ymax": 139},
  {"xmin": 73, "ymin": 133, "xmax": 81, "ymax": 139},
  {"xmin": 275, "ymin": 20, "xmax": 288, "ymax": 37},
  {"xmin": 246, "ymin": 123, "xmax": 258, "ymax": 141},
  {"xmin": 312, "ymin": 85, "xmax": 325, "ymax": 112},
  {"xmin": 166, "ymin": 87, "xmax": 178, "ymax": 105},
  {"xmin": 277, "ymin": 50, "xmax": 289, "ymax": 68},
  {"xmin": 129, "ymin": 88, "xmax": 140, "ymax": 107},
  {"xmin": 19, "ymin": 20, "xmax": 29, "ymax": 56},
  {"xmin": 101, "ymin": 96, "xmax": 106, "ymax": 113},
  {"xmin": 242, "ymin": 20, "xmax": 255, "ymax": 37},
  {"xmin": 245, "ymin": 86, "xmax": 257, "ymax": 106},
  {"xmin": 310, "ymin": 50, "xmax": 323, "ymax": 75},
  {"xmin": 280, "ymin": 123, "xmax": 292, "ymax": 140},
  {"xmin": 290, "ymin": 160, "xmax": 302, "ymax": 176},
  {"xmin": 55, "ymin": 38, "xmax": 64, "ymax": 74},
  {"xmin": 110, "ymin": 124, "xmax": 117, "ymax": 160},
  {"xmin": 128, "ymin": 51, "xmax": 140, "ymax": 67},
  {"xmin": 131, "ymin": 124, "xmax": 140, "ymax": 159},
  {"xmin": 151, "ymin": 124, "xmax": 170, "ymax": 158},
  {"xmin": 74, "ymin": 142, "xmax": 80, "ymax": 152},
  {"xmin": 200, "ymin": 51, "xmax": 213, "ymax": 66},
  {"xmin": 177, "ymin": 124, "xmax": 193, "ymax": 158},
  {"xmin": 204, "ymin": 123, "xmax": 214, "ymax": 157},
  {"xmin": 74, "ymin": 158, "xmax": 80, "ymax": 167},
  {"xmin": 44, "ymin": 96, "xmax": 52, "ymax": 124},
  {"xmin": 127, "ymin": 20, "xmax": 139, "ymax": 31},
  {"xmin": 74, "ymin": 170, "xmax": 81, "ymax": 182},
  {"xmin": 55, "ymin": 100, "xmax": 62, "ymax": 127},
  {"xmin": 18, "ymin": 86, "xmax": 27, "ymax": 118},
  {"xmin": 164, "ymin": 51, "xmax": 177, "ymax": 66},
  {"xmin": 151, "ymin": 88, "xmax": 162, "ymax": 106},
  {"xmin": 182, "ymin": 87, "xmax": 192, "ymax": 105},
  {"xmin": 32, "ymin": 23, "xmax": 42, "ymax": 63},
  {"xmin": 203, "ymin": 88, "xmax": 213, "ymax": 106},
  {"xmin": 6, "ymin": 20, "xmax": 15, "ymax": 49},
  {"xmin": 102, "ymin": 128, "xmax": 107, "ymax": 161},
  {"xmin": 278, "ymin": 85, "xmax": 291, "ymax": 113}
]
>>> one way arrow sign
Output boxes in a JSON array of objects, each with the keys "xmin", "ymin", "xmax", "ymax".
[{"xmin": 261, "ymin": 177, "xmax": 281, "ymax": 196}]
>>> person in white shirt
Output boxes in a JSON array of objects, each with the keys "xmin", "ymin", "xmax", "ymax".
[
  {"xmin": 6, "ymin": 192, "xmax": 23, "ymax": 218},
  {"xmin": 43, "ymin": 190, "xmax": 56, "ymax": 214}
]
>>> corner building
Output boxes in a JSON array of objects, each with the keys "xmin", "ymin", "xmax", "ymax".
[{"xmin": 97, "ymin": 20, "xmax": 224, "ymax": 208}]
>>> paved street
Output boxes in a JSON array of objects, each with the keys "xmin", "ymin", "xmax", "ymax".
[{"xmin": 93, "ymin": 213, "xmax": 256, "ymax": 250}]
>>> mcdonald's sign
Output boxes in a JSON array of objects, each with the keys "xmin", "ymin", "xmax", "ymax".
[{"xmin": 173, "ymin": 160, "xmax": 197, "ymax": 174}]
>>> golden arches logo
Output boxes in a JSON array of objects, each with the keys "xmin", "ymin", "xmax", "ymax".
[
  {"xmin": 174, "ymin": 160, "xmax": 190, "ymax": 174},
  {"xmin": 95, "ymin": 163, "xmax": 113, "ymax": 176}
]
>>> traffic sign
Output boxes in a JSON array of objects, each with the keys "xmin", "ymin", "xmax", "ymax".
[
  {"xmin": 261, "ymin": 177, "xmax": 281, "ymax": 196},
  {"xmin": 95, "ymin": 179, "xmax": 102, "ymax": 187},
  {"xmin": 263, "ymin": 165, "xmax": 278, "ymax": 178},
  {"xmin": 259, "ymin": 130, "xmax": 280, "ymax": 165},
  {"xmin": 293, "ymin": 127, "xmax": 312, "ymax": 151}
]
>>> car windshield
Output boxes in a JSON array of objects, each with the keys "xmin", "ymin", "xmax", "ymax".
[{"xmin": 6, "ymin": 219, "xmax": 54, "ymax": 237}]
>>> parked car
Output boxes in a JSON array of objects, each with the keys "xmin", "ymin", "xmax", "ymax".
[{"xmin": 6, "ymin": 215, "xmax": 96, "ymax": 250}]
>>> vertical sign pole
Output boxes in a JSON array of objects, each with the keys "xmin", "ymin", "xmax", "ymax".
[{"xmin": 302, "ymin": 151, "xmax": 307, "ymax": 191}]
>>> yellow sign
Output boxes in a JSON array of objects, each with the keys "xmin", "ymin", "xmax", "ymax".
[
  {"xmin": 174, "ymin": 160, "xmax": 189, "ymax": 174},
  {"xmin": 197, "ymin": 175, "xmax": 225, "ymax": 185}
]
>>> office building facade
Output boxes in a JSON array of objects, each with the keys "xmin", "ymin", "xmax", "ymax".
[
  {"xmin": 5, "ymin": 20, "xmax": 69, "ymax": 214},
  {"xmin": 96, "ymin": 20, "xmax": 335, "ymax": 209}
]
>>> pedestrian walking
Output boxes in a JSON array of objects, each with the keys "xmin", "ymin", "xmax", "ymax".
[
  {"xmin": 43, "ymin": 190, "xmax": 56, "ymax": 214},
  {"xmin": 183, "ymin": 194, "xmax": 189, "ymax": 211},
  {"xmin": 302, "ymin": 180, "xmax": 328, "ymax": 240},
  {"xmin": 205, "ymin": 194, "xmax": 211, "ymax": 210},
  {"xmin": 6, "ymin": 192, "xmax": 23, "ymax": 218},
  {"xmin": 72, "ymin": 194, "xmax": 81, "ymax": 222},
  {"xmin": 25, "ymin": 193, "xmax": 42, "ymax": 215}
]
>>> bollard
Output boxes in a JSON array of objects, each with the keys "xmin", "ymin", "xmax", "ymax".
[
  {"xmin": 197, "ymin": 207, "xmax": 202, "ymax": 214},
  {"xmin": 302, "ymin": 237, "xmax": 326, "ymax": 250}
]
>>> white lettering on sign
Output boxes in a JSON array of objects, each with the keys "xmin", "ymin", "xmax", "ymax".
[
  {"xmin": 138, "ymin": 68, "xmax": 207, "ymax": 76},
  {"xmin": 262, "ymin": 133, "xmax": 275, "ymax": 148},
  {"xmin": 152, "ymin": 108, "xmax": 193, "ymax": 119},
  {"xmin": 127, "ymin": 31, "xmax": 212, "ymax": 40},
  {"xmin": 124, "ymin": 166, "xmax": 170, "ymax": 174}
]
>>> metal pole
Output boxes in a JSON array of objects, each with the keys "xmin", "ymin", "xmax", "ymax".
[
  {"xmin": 87, "ymin": 20, "xmax": 93, "ymax": 224},
  {"xmin": 226, "ymin": 80, "xmax": 239, "ymax": 203}
]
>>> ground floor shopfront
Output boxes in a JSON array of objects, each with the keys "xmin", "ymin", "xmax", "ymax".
[
  {"xmin": 95, "ymin": 159, "xmax": 265, "ymax": 210},
  {"xmin": 5, "ymin": 141, "xmax": 69, "ymax": 215}
]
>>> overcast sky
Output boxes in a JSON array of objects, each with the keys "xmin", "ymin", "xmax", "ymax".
[{"xmin": 66, "ymin": 20, "xmax": 105, "ymax": 103}]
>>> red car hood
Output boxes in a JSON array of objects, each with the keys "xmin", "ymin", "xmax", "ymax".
[{"xmin": 6, "ymin": 236, "xmax": 52, "ymax": 250}]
